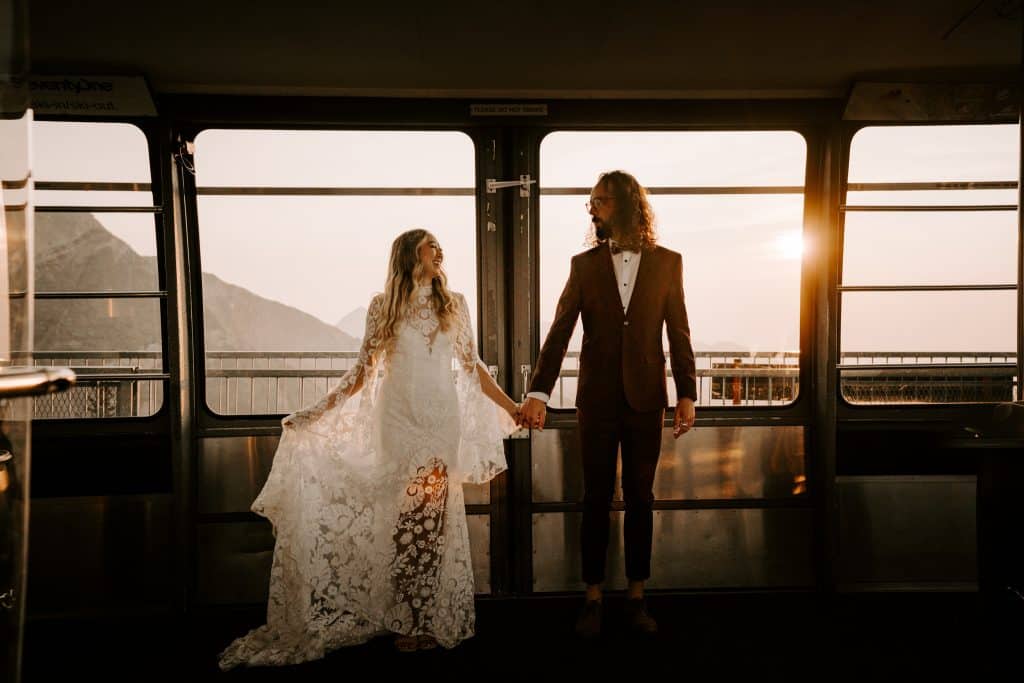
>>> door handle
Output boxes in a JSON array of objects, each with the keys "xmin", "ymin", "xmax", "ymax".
[
  {"xmin": 505, "ymin": 364, "xmax": 532, "ymax": 440},
  {"xmin": 520, "ymin": 364, "xmax": 531, "ymax": 402}
]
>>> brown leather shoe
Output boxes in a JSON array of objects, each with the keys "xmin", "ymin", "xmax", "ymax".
[
  {"xmin": 575, "ymin": 599, "xmax": 602, "ymax": 639},
  {"xmin": 624, "ymin": 598, "xmax": 658, "ymax": 635}
]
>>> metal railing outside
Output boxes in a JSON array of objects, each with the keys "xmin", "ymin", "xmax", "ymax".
[{"xmin": 26, "ymin": 349, "xmax": 1018, "ymax": 418}]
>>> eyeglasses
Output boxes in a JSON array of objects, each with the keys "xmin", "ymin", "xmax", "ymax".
[{"xmin": 585, "ymin": 196, "xmax": 613, "ymax": 211}]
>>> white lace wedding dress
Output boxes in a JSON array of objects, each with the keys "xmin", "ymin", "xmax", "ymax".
[{"xmin": 218, "ymin": 287, "xmax": 513, "ymax": 669}]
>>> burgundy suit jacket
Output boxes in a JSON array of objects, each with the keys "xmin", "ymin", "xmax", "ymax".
[{"xmin": 530, "ymin": 242, "xmax": 697, "ymax": 414}]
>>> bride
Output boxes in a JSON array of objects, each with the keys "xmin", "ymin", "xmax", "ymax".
[{"xmin": 219, "ymin": 229, "xmax": 519, "ymax": 668}]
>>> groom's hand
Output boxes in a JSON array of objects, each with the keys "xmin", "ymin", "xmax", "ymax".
[
  {"xmin": 520, "ymin": 397, "xmax": 547, "ymax": 430},
  {"xmin": 673, "ymin": 397, "xmax": 695, "ymax": 439}
]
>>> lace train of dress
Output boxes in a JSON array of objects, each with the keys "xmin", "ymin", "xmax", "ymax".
[{"xmin": 218, "ymin": 288, "xmax": 514, "ymax": 669}]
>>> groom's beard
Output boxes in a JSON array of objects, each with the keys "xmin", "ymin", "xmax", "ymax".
[{"xmin": 593, "ymin": 216, "xmax": 612, "ymax": 240}]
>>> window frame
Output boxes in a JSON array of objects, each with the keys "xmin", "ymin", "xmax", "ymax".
[
  {"xmin": 530, "ymin": 124, "xmax": 816, "ymax": 426},
  {"xmin": 178, "ymin": 122, "xmax": 488, "ymax": 428},
  {"xmin": 836, "ymin": 121, "xmax": 1021, "ymax": 416},
  {"xmin": 28, "ymin": 115, "xmax": 170, "ymax": 423}
]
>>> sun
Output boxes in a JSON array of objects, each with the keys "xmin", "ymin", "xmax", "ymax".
[{"xmin": 774, "ymin": 231, "xmax": 805, "ymax": 259}]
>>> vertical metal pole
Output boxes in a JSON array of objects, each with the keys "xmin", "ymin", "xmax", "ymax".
[
  {"xmin": 512, "ymin": 129, "xmax": 537, "ymax": 594},
  {"xmin": 0, "ymin": 7, "xmax": 30, "ymax": 675},
  {"xmin": 807, "ymin": 120, "xmax": 844, "ymax": 595},
  {"xmin": 1017, "ymin": 95, "xmax": 1023, "ymax": 400},
  {"xmin": 479, "ymin": 130, "xmax": 511, "ymax": 595},
  {"xmin": 163, "ymin": 132, "xmax": 197, "ymax": 613}
]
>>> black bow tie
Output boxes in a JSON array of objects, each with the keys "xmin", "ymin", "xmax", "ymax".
[{"xmin": 609, "ymin": 242, "xmax": 622, "ymax": 255}]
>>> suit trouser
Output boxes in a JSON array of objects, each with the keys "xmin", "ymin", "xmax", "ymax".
[{"xmin": 577, "ymin": 394, "xmax": 664, "ymax": 585}]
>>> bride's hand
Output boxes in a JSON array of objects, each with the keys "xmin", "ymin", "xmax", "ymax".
[{"xmin": 506, "ymin": 401, "xmax": 521, "ymax": 422}]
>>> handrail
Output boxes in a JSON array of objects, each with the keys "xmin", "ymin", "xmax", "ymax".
[{"xmin": 0, "ymin": 366, "xmax": 76, "ymax": 398}]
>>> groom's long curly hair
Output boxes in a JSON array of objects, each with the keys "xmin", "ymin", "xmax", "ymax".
[
  {"xmin": 378, "ymin": 229, "xmax": 457, "ymax": 352},
  {"xmin": 585, "ymin": 170, "xmax": 658, "ymax": 252}
]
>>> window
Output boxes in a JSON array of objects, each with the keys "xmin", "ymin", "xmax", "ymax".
[
  {"xmin": 31, "ymin": 121, "xmax": 164, "ymax": 418},
  {"xmin": 194, "ymin": 129, "xmax": 477, "ymax": 415},
  {"xmin": 841, "ymin": 124, "xmax": 1019, "ymax": 404},
  {"xmin": 539, "ymin": 130, "xmax": 807, "ymax": 408}
]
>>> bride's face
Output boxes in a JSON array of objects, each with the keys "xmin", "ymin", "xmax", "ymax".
[{"xmin": 416, "ymin": 235, "xmax": 443, "ymax": 280}]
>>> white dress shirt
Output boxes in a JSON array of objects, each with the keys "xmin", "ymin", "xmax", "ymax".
[
  {"xmin": 611, "ymin": 241, "xmax": 642, "ymax": 313},
  {"xmin": 528, "ymin": 241, "xmax": 641, "ymax": 404}
]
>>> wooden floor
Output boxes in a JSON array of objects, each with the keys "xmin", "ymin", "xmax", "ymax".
[{"xmin": 22, "ymin": 592, "xmax": 1022, "ymax": 680}]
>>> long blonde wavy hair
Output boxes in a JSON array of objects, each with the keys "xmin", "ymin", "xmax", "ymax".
[
  {"xmin": 377, "ymin": 229, "xmax": 458, "ymax": 351},
  {"xmin": 585, "ymin": 170, "xmax": 658, "ymax": 252}
]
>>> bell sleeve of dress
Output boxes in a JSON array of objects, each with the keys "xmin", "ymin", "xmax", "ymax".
[
  {"xmin": 281, "ymin": 293, "xmax": 385, "ymax": 432},
  {"xmin": 252, "ymin": 293, "xmax": 386, "ymax": 530},
  {"xmin": 451, "ymin": 292, "xmax": 514, "ymax": 484}
]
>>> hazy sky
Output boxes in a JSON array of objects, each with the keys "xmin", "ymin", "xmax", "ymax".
[{"xmin": 27, "ymin": 121, "xmax": 1020, "ymax": 355}]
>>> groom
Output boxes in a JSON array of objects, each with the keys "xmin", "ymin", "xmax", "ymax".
[{"xmin": 519, "ymin": 170, "xmax": 697, "ymax": 638}]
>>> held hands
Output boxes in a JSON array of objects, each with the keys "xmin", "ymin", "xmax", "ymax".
[
  {"xmin": 514, "ymin": 397, "xmax": 692, "ymax": 436},
  {"xmin": 505, "ymin": 400, "xmax": 522, "ymax": 424},
  {"xmin": 518, "ymin": 397, "xmax": 547, "ymax": 430},
  {"xmin": 673, "ymin": 397, "xmax": 696, "ymax": 439}
]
